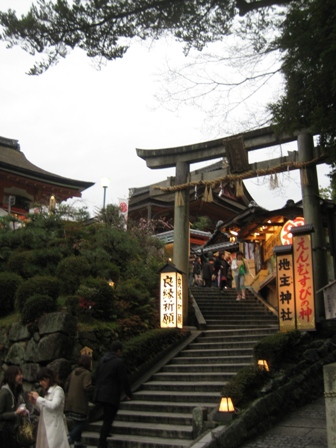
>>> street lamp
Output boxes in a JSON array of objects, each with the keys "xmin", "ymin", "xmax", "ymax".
[{"xmin": 101, "ymin": 177, "xmax": 110, "ymax": 210}]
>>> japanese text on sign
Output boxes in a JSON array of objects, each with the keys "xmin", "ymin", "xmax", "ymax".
[{"xmin": 293, "ymin": 234, "xmax": 315, "ymax": 330}]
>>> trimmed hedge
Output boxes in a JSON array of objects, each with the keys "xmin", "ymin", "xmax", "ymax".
[
  {"xmin": 15, "ymin": 275, "xmax": 61, "ymax": 310},
  {"xmin": 0, "ymin": 272, "xmax": 23, "ymax": 316},
  {"xmin": 77, "ymin": 278, "xmax": 115, "ymax": 320},
  {"xmin": 56, "ymin": 256, "xmax": 91, "ymax": 294},
  {"xmin": 253, "ymin": 330, "xmax": 302, "ymax": 370},
  {"xmin": 123, "ymin": 328, "xmax": 190, "ymax": 376},
  {"xmin": 21, "ymin": 294, "xmax": 57, "ymax": 324}
]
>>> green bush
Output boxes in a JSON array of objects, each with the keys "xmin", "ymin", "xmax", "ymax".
[
  {"xmin": 78, "ymin": 278, "xmax": 115, "ymax": 320},
  {"xmin": 65, "ymin": 295, "xmax": 81, "ymax": 316},
  {"xmin": 221, "ymin": 365, "xmax": 270, "ymax": 408},
  {"xmin": 114, "ymin": 278, "xmax": 155, "ymax": 324},
  {"xmin": 253, "ymin": 330, "xmax": 302, "ymax": 370},
  {"xmin": 21, "ymin": 294, "xmax": 57, "ymax": 325},
  {"xmin": 117, "ymin": 315, "xmax": 150, "ymax": 341},
  {"xmin": 123, "ymin": 328, "xmax": 190, "ymax": 376},
  {"xmin": 0, "ymin": 272, "xmax": 23, "ymax": 316},
  {"xmin": 32, "ymin": 248, "xmax": 63, "ymax": 274},
  {"xmin": 7, "ymin": 250, "xmax": 36, "ymax": 278},
  {"xmin": 56, "ymin": 256, "xmax": 91, "ymax": 294},
  {"xmin": 8, "ymin": 248, "xmax": 63, "ymax": 278},
  {"xmin": 15, "ymin": 275, "xmax": 61, "ymax": 310}
]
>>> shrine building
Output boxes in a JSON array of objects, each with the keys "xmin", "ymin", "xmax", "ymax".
[{"xmin": 0, "ymin": 136, "xmax": 94, "ymax": 218}]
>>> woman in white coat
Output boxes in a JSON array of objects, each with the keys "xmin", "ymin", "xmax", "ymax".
[{"xmin": 29, "ymin": 368, "xmax": 70, "ymax": 448}]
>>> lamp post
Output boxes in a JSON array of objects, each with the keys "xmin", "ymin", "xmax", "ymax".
[{"xmin": 101, "ymin": 177, "xmax": 110, "ymax": 210}]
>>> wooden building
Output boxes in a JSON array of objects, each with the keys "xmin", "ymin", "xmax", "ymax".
[
  {"xmin": 0, "ymin": 136, "xmax": 94, "ymax": 218},
  {"xmin": 128, "ymin": 160, "xmax": 254, "ymax": 231}
]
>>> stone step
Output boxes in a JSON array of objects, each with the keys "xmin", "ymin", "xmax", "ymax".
[
  {"xmin": 171, "ymin": 354, "xmax": 253, "ymax": 364},
  {"xmin": 82, "ymin": 431, "xmax": 192, "ymax": 448},
  {"xmin": 199, "ymin": 332, "xmax": 275, "ymax": 342},
  {"xmin": 132, "ymin": 390, "xmax": 220, "ymax": 404},
  {"xmin": 188, "ymin": 340, "xmax": 259, "ymax": 349},
  {"xmin": 205, "ymin": 323, "xmax": 278, "ymax": 330},
  {"xmin": 162, "ymin": 362, "xmax": 250, "ymax": 372},
  {"xmin": 179, "ymin": 347, "xmax": 254, "ymax": 357},
  {"xmin": 119, "ymin": 399, "xmax": 216, "ymax": 414},
  {"xmin": 203, "ymin": 327, "xmax": 277, "ymax": 336},
  {"xmin": 116, "ymin": 409, "xmax": 193, "ymax": 425},
  {"xmin": 142, "ymin": 379, "xmax": 229, "ymax": 392},
  {"xmin": 88, "ymin": 420, "xmax": 194, "ymax": 439},
  {"xmin": 84, "ymin": 287, "xmax": 279, "ymax": 448}
]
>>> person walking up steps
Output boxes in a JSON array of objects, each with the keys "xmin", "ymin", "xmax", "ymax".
[
  {"xmin": 93, "ymin": 341, "xmax": 132, "ymax": 448},
  {"xmin": 65, "ymin": 354, "xmax": 93, "ymax": 448}
]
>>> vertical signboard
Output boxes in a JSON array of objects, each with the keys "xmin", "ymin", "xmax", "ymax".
[
  {"xmin": 159, "ymin": 263, "xmax": 183, "ymax": 329},
  {"xmin": 176, "ymin": 272, "xmax": 183, "ymax": 328},
  {"xmin": 292, "ymin": 226, "xmax": 315, "ymax": 330},
  {"xmin": 274, "ymin": 245, "xmax": 296, "ymax": 332}
]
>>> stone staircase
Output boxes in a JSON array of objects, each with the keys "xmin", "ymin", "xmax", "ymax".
[{"xmin": 82, "ymin": 287, "xmax": 279, "ymax": 448}]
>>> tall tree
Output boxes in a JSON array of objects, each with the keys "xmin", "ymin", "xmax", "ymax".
[
  {"xmin": 269, "ymin": 0, "xmax": 336, "ymax": 150},
  {"xmin": 0, "ymin": 0, "xmax": 292, "ymax": 74},
  {"xmin": 1, "ymin": 0, "xmax": 335, "ymax": 167}
]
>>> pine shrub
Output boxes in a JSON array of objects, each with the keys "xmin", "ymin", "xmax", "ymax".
[
  {"xmin": 21, "ymin": 294, "xmax": 57, "ymax": 324},
  {"xmin": 65, "ymin": 295, "xmax": 80, "ymax": 316},
  {"xmin": 56, "ymin": 256, "xmax": 91, "ymax": 294},
  {"xmin": 15, "ymin": 275, "xmax": 60, "ymax": 310},
  {"xmin": 0, "ymin": 272, "xmax": 23, "ymax": 316}
]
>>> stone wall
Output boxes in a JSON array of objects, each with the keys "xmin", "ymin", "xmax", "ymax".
[{"xmin": 0, "ymin": 311, "xmax": 115, "ymax": 388}]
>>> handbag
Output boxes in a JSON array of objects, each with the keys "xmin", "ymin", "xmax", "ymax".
[{"xmin": 16, "ymin": 416, "xmax": 36, "ymax": 447}]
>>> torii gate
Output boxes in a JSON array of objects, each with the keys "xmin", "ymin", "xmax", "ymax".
[{"xmin": 137, "ymin": 126, "xmax": 328, "ymax": 325}]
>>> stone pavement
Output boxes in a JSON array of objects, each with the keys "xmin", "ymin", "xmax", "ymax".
[
  {"xmin": 239, "ymin": 396, "xmax": 327, "ymax": 448},
  {"xmin": 190, "ymin": 396, "xmax": 328, "ymax": 448}
]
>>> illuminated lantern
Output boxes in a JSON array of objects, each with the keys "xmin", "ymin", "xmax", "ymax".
[{"xmin": 158, "ymin": 262, "xmax": 184, "ymax": 329}]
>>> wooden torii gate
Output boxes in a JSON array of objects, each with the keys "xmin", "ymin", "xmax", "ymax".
[{"xmin": 137, "ymin": 126, "xmax": 328, "ymax": 325}]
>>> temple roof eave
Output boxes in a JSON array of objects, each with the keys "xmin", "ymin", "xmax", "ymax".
[{"xmin": 1, "ymin": 163, "xmax": 94, "ymax": 191}]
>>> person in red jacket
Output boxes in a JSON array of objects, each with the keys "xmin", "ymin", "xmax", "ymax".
[{"xmin": 93, "ymin": 341, "xmax": 132, "ymax": 448}]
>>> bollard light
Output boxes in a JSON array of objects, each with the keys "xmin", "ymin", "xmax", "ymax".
[
  {"xmin": 213, "ymin": 396, "xmax": 235, "ymax": 423},
  {"xmin": 219, "ymin": 397, "xmax": 235, "ymax": 413},
  {"xmin": 257, "ymin": 359, "xmax": 270, "ymax": 371}
]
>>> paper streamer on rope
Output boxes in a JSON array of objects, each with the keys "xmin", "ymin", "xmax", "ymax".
[
  {"xmin": 203, "ymin": 186, "xmax": 208, "ymax": 202},
  {"xmin": 269, "ymin": 173, "xmax": 279, "ymax": 190},
  {"xmin": 235, "ymin": 179, "xmax": 244, "ymax": 197},
  {"xmin": 208, "ymin": 186, "xmax": 213, "ymax": 202},
  {"xmin": 176, "ymin": 191, "xmax": 185, "ymax": 206},
  {"xmin": 218, "ymin": 182, "xmax": 223, "ymax": 197},
  {"xmin": 301, "ymin": 168, "xmax": 309, "ymax": 185}
]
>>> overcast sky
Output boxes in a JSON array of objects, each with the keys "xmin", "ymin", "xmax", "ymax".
[{"xmin": 0, "ymin": 1, "xmax": 331, "ymax": 216}]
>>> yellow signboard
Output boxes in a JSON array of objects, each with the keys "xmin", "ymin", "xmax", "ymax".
[
  {"xmin": 160, "ymin": 266, "xmax": 183, "ymax": 329},
  {"xmin": 276, "ymin": 252, "xmax": 296, "ymax": 332},
  {"xmin": 293, "ymin": 233, "xmax": 315, "ymax": 330}
]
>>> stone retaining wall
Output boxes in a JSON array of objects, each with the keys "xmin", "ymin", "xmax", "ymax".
[{"xmin": 0, "ymin": 311, "xmax": 115, "ymax": 387}]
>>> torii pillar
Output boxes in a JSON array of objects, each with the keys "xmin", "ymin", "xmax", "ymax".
[
  {"xmin": 173, "ymin": 161, "xmax": 190, "ymax": 325},
  {"xmin": 297, "ymin": 132, "xmax": 327, "ymax": 320}
]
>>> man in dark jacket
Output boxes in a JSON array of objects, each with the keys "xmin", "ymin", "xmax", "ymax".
[
  {"xmin": 202, "ymin": 258, "xmax": 215, "ymax": 287},
  {"xmin": 93, "ymin": 341, "xmax": 132, "ymax": 448}
]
